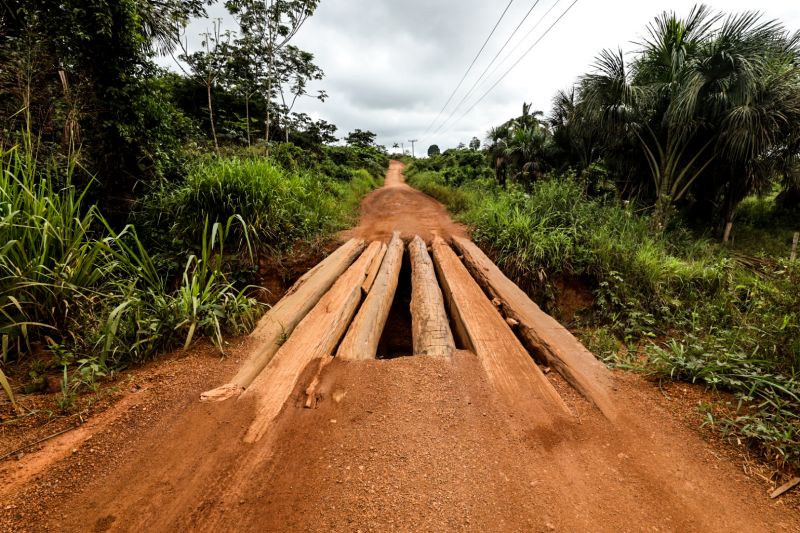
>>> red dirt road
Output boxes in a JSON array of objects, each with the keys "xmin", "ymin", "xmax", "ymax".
[
  {"xmin": 343, "ymin": 160, "xmax": 468, "ymax": 243},
  {"xmin": 1, "ymin": 162, "xmax": 797, "ymax": 532}
]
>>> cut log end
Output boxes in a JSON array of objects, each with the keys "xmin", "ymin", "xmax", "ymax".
[{"xmin": 202, "ymin": 238, "xmax": 367, "ymax": 401}]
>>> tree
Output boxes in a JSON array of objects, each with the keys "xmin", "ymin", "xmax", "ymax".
[
  {"xmin": 225, "ymin": 0, "xmax": 320, "ymax": 144},
  {"xmin": 427, "ymin": 144, "xmax": 440, "ymax": 157},
  {"xmin": 485, "ymin": 103, "xmax": 551, "ymax": 187},
  {"xmin": 486, "ymin": 126, "xmax": 509, "ymax": 188},
  {"xmin": 345, "ymin": 129, "xmax": 377, "ymax": 148},
  {"xmin": 572, "ymin": 6, "xmax": 800, "ymax": 234},
  {"xmin": 469, "ymin": 137, "xmax": 481, "ymax": 150},
  {"xmin": 176, "ymin": 20, "xmax": 233, "ymax": 151},
  {"xmin": 0, "ymin": 0, "xmax": 208, "ymax": 206},
  {"xmin": 226, "ymin": 32, "xmax": 266, "ymax": 146},
  {"xmin": 549, "ymin": 87, "xmax": 597, "ymax": 171},
  {"xmin": 275, "ymin": 45, "xmax": 326, "ymax": 142}
]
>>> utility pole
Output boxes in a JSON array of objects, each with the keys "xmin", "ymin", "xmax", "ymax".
[{"xmin": 408, "ymin": 139, "xmax": 418, "ymax": 158}]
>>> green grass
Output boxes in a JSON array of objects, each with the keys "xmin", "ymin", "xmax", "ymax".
[
  {"xmin": 406, "ymin": 160, "xmax": 800, "ymax": 472},
  {"xmin": 136, "ymin": 156, "xmax": 378, "ymax": 260},
  {"xmin": 0, "ymin": 145, "xmax": 261, "ymax": 396},
  {"xmin": 730, "ymin": 194, "xmax": 799, "ymax": 259},
  {"xmin": 1, "ymin": 144, "xmax": 383, "ymax": 406}
]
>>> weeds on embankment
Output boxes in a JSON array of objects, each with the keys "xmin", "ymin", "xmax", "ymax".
[
  {"xmin": 1, "ymin": 146, "xmax": 382, "ymax": 408},
  {"xmin": 0, "ymin": 146, "xmax": 260, "ymax": 391},
  {"xmin": 407, "ymin": 164, "xmax": 800, "ymax": 472}
]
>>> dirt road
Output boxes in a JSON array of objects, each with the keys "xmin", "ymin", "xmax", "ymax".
[
  {"xmin": 343, "ymin": 160, "xmax": 467, "ymax": 243},
  {"xmin": 1, "ymin": 162, "xmax": 797, "ymax": 532}
]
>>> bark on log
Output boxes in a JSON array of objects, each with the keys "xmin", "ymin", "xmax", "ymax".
[
  {"xmin": 362, "ymin": 242, "xmax": 388, "ymax": 294},
  {"xmin": 200, "ymin": 238, "xmax": 366, "ymax": 402},
  {"xmin": 431, "ymin": 237, "xmax": 569, "ymax": 421},
  {"xmin": 408, "ymin": 236, "xmax": 454, "ymax": 357},
  {"xmin": 337, "ymin": 232, "xmax": 404, "ymax": 360},
  {"xmin": 452, "ymin": 236, "xmax": 618, "ymax": 421},
  {"xmin": 242, "ymin": 241, "xmax": 383, "ymax": 443}
]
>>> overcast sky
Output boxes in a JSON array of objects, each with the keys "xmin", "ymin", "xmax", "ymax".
[{"xmin": 169, "ymin": 0, "xmax": 800, "ymax": 153}]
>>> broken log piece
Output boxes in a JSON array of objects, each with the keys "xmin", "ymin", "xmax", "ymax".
[
  {"xmin": 452, "ymin": 236, "xmax": 618, "ymax": 421},
  {"xmin": 200, "ymin": 238, "xmax": 366, "ymax": 402},
  {"xmin": 338, "ymin": 233, "xmax": 404, "ymax": 360},
  {"xmin": 362, "ymin": 242, "xmax": 388, "ymax": 294},
  {"xmin": 431, "ymin": 237, "xmax": 569, "ymax": 419},
  {"xmin": 242, "ymin": 241, "xmax": 383, "ymax": 443},
  {"xmin": 770, "ymin": 477, "xmax": 800, "ymax": 499},
  {"xmin": 408, "ymin": 236, "xmax": 455, "ymax": 357}
]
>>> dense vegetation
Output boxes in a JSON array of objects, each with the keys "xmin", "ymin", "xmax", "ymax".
[
  {"xmin": 484, "ymin": 6, "xmax": 800, "ymax": 239},
  {"xmin": 407, "ymin": 6, "xmax": 800, "ymax": 472},
  {"xmin": 0, "ymin": 1, "xmax": 388, "ymax": 410},
  {"xmin": 409, "ymin": 152, "xmax": 799, "ymax": 471}
]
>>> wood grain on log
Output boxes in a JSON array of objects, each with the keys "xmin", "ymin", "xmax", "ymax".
[
  {"xmin": 362, "ymin": 242, "xmax": 387, "ymax": 294},
  {"xmin": 200, "ymin": 238, "xmax": 366, "ymax": 402},
  {"xmin": 338, "ymin": 232, "xmax": 404, "ymax": 360},
  {"xmin": 431, "ymin": 237, "xmax": 569, "ymax": 421},
  {"xmin": 242, "ymin": 241, "xmax": 383, "ymax": 443},
  {"xmin": 452, "ymin": 236, "xmax": 618, "ymax": 421},
  {"xmin": 408, "ymin": 236, "xmax": 454, "ymax": 357}
]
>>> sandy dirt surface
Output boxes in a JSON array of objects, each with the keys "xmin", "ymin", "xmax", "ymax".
[
  {"xmin": 343, "ymin": 160, "xmax": 468, "ymax": 243},
  {"xmin": 1, "ymin": 161, "xmax": 798, "ymax": 532}
]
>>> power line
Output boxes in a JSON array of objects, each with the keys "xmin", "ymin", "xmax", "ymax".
[
  {"xmin": 421, "ymin": 0, "xmax": 516, "ymax": 136},
  {"xmin": 429, "ymin": 0, "xmax": 543, "ymax": 135},
  {"xmin": 478, "ymin": 0, "xmax": 564, "ymax": 102},
  {"xmin": 436, "ymin": 1, "xmax": 566, "ymax": 137},
  {"xmin": 442, "ymin": 0, "xmax": 581, "ymax": 135},
  {"xmin": 436, "ymin": 0, "xmax": 561, "ymax": 133}
]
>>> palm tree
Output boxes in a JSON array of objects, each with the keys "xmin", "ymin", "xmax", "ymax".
[
  {"xmin": 504, "ymin": 123, "xmax": 549, "ymax": 184},
  {"xmin": 486, "ymin": 126, "xmax": 509, "ymax": 188},
  {"xmin": 577, "ymin": 5, "xmax": 800, "ymax": 234}
]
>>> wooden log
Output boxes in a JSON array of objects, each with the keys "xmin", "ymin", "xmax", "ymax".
[
  {"xmin": 408, "ymin": 236, "xmax": 455, "ymax": 357},
  {"xmin": 452, "ymin": 236, "xmax": 618, "ymax": 421},
  {"xmin": 431, "ymin": 237, "xmax": 569, "ymax": 420},
  {"xmin": 362, "ymin": 242, "xmax": 387, "ymax": 293},
  {"xmin": 242, "ymin": 241, "xmax": 383, "ymax": 443},
  {"xmin": 770, "ymin": 477, "xmax": 800, "ymax": 499},
  {"xmin": 200, "ymin": 238, "xmax": 366, "ymax": 402},
  {"xmin": 337, "ymin": 232, "xmax": 404, "ymax": 360}
]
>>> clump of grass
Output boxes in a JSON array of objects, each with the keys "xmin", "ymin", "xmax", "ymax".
[
  {"xmin": 406, "ymin": 170, "xmax": 484, "ymax": 214},
  {"xmin": 646, "ymin": 336, "xmax": 800, "ymax": 469},
  {"xmin": 0, "ymin": 145, "xmax": 261, "ymax": 388},
  {"xmin": 136, "ymin": 156, "xmax": 378, "ymax": 260}
]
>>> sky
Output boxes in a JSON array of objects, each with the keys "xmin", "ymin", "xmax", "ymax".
[{"xmin": 167, "ymin": 0, "xmax": 800, "ymax": 154}]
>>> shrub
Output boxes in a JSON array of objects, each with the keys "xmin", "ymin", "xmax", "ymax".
[{"xmin": 137, "ymin": 156, "xmax": 359, "ymax": 258}]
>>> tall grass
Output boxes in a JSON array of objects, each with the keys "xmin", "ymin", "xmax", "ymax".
[
  {"xmin": 136, "ymin": 156, "xmax": 377, "ymax": 258},
  {"xmin": 0, "ymin": 146, "xmax": 261, "ymax": 403}
]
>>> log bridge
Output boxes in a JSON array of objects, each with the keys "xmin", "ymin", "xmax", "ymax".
[{"xmin": 202, "ymin": 232, "xmax": 619, "ymax": 443}]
